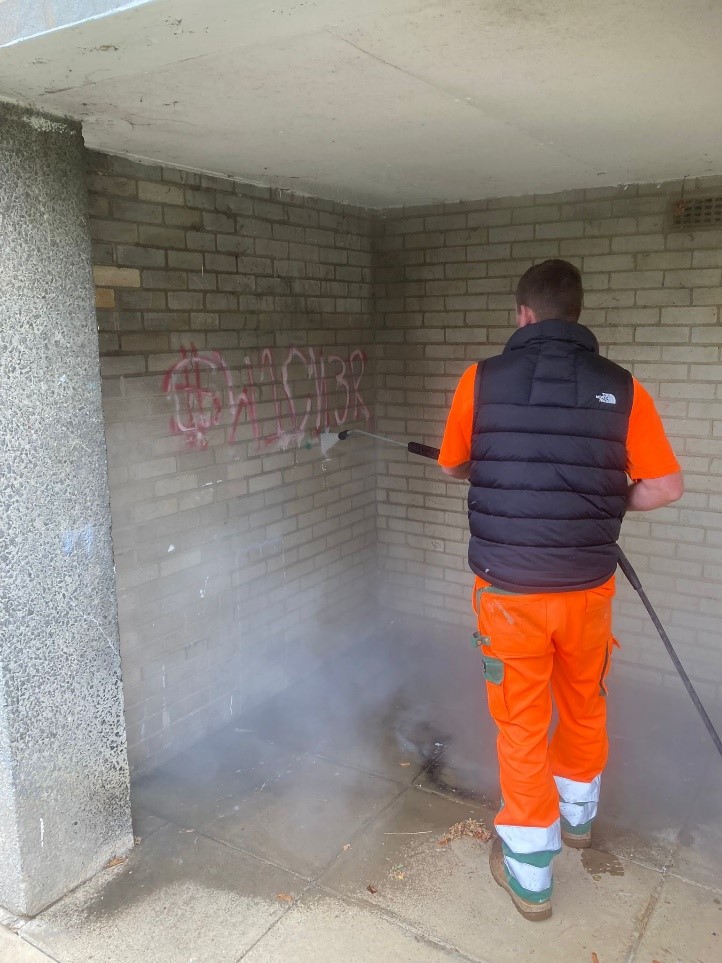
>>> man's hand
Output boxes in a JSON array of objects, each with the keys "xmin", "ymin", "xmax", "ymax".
[
  {"xmin": 627, "ymin": 470, "xmax": 684, "ymax": 510},
  {"xmin": 442, "ymin": 462, "xmax": 472, "ymax": 481}
]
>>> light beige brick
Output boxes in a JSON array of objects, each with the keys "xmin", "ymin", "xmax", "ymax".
[
  {"xmin": 611, "ymin": 234, "xmax": 665, "ymax": 252},
  {"xmin": 138, "ymin": 181, "xmax": 185, "ymax": 205},
  {"xmin": 664, "ymin": 268, "xmax": 721, "ymax": 288},
  {"xmin": 101, "ymin": 355, "xmax": 146, "ymax": 376},
  {"xmin": 535, "ymin": 220, "xmax": 585, "ymax": 239},
  {"xmin": 637, "ymin": 252, "xmax": 692, "ymax": 270},
  {"xmin": 692, "ymin": 286, "xmax": 722, "ymax": 305},
  {"xmin": 610, "ymin": 270, "xmax": 663, "ymax": 288},
  {"xmin": 560, "ymin": 238, "xmax": 610, "ymax": 256},
  {"xmin": 93, "ymin": 265, "xmax": 141, "ymax": 288},
  {"xmin": 512, "ymin": 240, "xmax": 560, "ymax": 258},
  {"xmin": 489, "ymin": 224, "xmax": 534, "ymax": 243},
  {"xmin": 661, "ymin": 345, "xmax": 717, "ymax": 362},
  {"xmin": 636, "ymin": 288, "xmax": 691, "ymax": 306},
  {"xmin": 466, "ymin": 209, "xmax": 513, "ymax": 227},
  {"xmin": 635, "ymin": 326, "xmax": 689, "ymax": 343},
  {"xmin": 583, "ymin": 253, "xmax": 635, "ymax": 272},
  {"xmin": 584, "ymin": 217, "xmax": 638, "ymax": 236},
  {"xmin": 466, "ymin": 243, "xmax": 511, "ymax": 261},
  {"xmin": 661, "ymin": 306, "xmax": 718, "ymax": 325},
  {"xmin": 95, "ymin": 287, "xmax": 116, "ymax": 308},
  {"xmin": 511, "ymin": 204, "xmax": 560, "ymax": 224},
  {"xmin": 692, "ymin": 250, "xmax": 722, "ymax": 268},
  {"xmin": 692, "ymin": 326, "xmax": 722, "ymax": 344}
]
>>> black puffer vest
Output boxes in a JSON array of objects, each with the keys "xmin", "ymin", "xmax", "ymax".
[{"xmin": 468, "ymin": 319, "xmax": 633, "ymax": 592}]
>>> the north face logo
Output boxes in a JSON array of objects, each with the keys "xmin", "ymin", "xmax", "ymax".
[{"xmin": 596, "ymin": 393, "xmax": 616, "ymax": 404}]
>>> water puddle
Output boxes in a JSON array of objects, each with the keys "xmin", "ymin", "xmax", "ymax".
[{"xmin": 581, "ymin": 848, "xmax": 625, "ymax": 878}]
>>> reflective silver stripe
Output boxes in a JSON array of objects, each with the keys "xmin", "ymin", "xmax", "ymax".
[
  {"xmin": 560, "ymin": 799, "xmax": 597, "ymax": 826},
  {"xmin": 554, "ymin": 774, "xmax": 601, "ymax": 803},
  {"xmin": 555, "ymin": 774, "xmax": 601, "ymax": 827},
  {"xmin": 504, "ymin": 856, "xmax": 553, "ymax": 894},
  {"xmin": 495, "ymin": 820, "xmax": 561, "ymax": 855}
]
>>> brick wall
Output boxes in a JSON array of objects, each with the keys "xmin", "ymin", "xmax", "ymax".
[
  {"xmin": 87, "ymin": 152, "xmax": 377, "ymax": 773},
  {"xmin": 373, "ymin": 178, "xmax": 722, "ymax": 713},
  {"xmin": 88, "ymin": 153, "xmax": 722, "ymax": 771}
]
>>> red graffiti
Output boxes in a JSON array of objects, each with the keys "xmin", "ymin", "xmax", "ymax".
[
  {"xmin": 163, "ymin": 344, "xmax": 370, "ymax": 450},
  {"xmin": 161, "ymin": 344, "xmax": 233, "ymax": 450}
]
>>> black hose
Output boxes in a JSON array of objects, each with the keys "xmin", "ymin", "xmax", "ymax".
[{"xmin": 617, "ymin": 548, "xmax": 722, "ymax": 761}]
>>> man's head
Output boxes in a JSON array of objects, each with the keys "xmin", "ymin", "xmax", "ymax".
[{"xmin": 515, "ymin": 258, "xmax": 583, "ymax": 327}]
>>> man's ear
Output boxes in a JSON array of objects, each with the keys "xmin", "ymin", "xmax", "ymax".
[{"xmin": 516, "ymin": 304, "xmax": 537, "ymax": 328}]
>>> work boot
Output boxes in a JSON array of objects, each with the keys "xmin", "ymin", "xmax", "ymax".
[
  {"xmin": 489, "ymin": 837, "xmax": 552, "ymax": 922},
  {"xmin": 561, "ymin": 818, "xmax": 592, "ymax": 849}
]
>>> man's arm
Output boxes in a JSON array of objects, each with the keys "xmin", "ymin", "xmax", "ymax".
[
  {"xmin": 438, "ymin": 365, "xmax": 477, "ymax": 479},
  {"xmin": 627, "ymin": 470, "xmax": 684, "ymax": 511},
  {"xmin": 625, "ymin": 379, "xmax": 683, "ymax": 511},
  {"xmin": 442, "ymin": 462, "xmax": 471, "ymax": 481}
]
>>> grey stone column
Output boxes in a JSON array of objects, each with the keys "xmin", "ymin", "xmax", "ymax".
[{"xmin": 0, "ymin": 103, "xmax": 132, "ymax": 916}]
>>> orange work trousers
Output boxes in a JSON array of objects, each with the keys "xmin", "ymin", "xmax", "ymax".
[{"xmin": 474, "ymin": 576, "xmax": 617, "ymax": 835}]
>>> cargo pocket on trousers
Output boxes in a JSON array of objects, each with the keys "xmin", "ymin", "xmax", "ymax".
[
  {"xmin": 480, "ymin": 645, "xmax": 508, "ymax": 722},
  {"xmin": 481, "ymin": 652, "xmax": 505, "ymax": 686},
  {"xmin": 599, "ymin": 636, "xmax": 619, "ymax": 697}
]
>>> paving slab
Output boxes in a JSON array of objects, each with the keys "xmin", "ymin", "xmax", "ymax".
[
  {"xmin": 20, "ymin": 824, "xmax": 302, "ymax": 963},
  {"xmin": 590, "ymin": 815, "xmax": 676, "ymax": 873},
  {"xmin": 321, "ymin": 785, "xmax": 663, "ymax": 963},
  {"xmin": 203, "ymin": 753, "xmax": 405, "ymax": 878},
  {"xmin": 633, "ymin": 874, "xmax": 722, "ymax": 963},
  {"xmin": 129, "ymin": 804, "xmax": 168, "ymax": 841},
  {"xmin": 670, "ymin": 758, "xmax": 722, "ymax": 890},
  {"xmin": 0, "ymin": 928, "xmax": 55, "ymax": 963},
  {"xmin": 132, "ymin": 729, "xmax": 300, "ymax": 829},
  {"xmin": 241, "ymin": 891, "xmax": 465, "ymax": 962}
]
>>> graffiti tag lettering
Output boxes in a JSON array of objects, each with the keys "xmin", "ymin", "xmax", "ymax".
[{"xmin": 163, "ymin": 344, "xmax": 370, "ymax": 451}]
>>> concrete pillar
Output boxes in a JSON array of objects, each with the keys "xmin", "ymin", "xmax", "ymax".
[{"xmin": 0, "ymin": 103, "xmax": 132, "ymax": 916}]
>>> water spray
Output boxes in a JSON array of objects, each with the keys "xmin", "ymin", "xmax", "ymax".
[{"xmin": 321, "ymin": 428, "xmax": 722, "ymax": 763}]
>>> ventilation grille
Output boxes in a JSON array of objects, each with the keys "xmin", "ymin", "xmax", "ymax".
[{"xmin": 671, "ymin": 195, "xmax": 722, "ymax": 229}]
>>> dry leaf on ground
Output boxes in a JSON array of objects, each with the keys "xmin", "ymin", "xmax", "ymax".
[
  {"xmin": 105, "ymin": 856, "xmax": 127, "ymax": 869},
  {"xmin": 591, "ymin": 953, "xmax": 600, "ymax": 963},
  {"xmin": 275, "ymin": 893, "xmax": 294, "ymax": 903},
  {"xmin": 367, "ymin": 884, "xmax": 378, "ymax": 895},
  {"xmin": 437, "ymin": 818, "xmax": 492, "ymax": 846}
]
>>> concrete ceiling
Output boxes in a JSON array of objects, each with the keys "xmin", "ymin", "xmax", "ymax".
[{"xmin": 1, "ymin": 0, "xmax": 721, "ymax": 206}]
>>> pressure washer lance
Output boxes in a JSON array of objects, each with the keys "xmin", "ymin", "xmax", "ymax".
[
  {"xmin": 320, "ymin": 428, "xmax": 441, "ymax": 461},
  {"xmin": 324, "ymin": 427, "xmax": 722, "ymax": 763}
]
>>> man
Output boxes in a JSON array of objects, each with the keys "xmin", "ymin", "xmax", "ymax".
[{"xmin": 439, "ymin": 259, "xmax": 683, "ymax": 922}]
